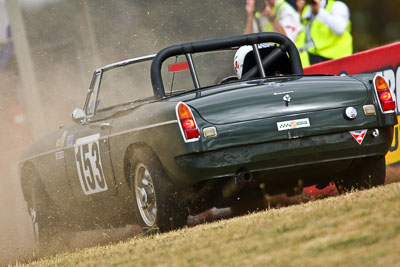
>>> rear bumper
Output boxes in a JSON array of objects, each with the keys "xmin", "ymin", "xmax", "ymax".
[{"xmin": 174, "ymin": 126, "xmax": 393, "ymax": 185}]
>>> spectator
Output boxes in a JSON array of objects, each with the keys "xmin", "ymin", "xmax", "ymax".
[
  {"xmin": 245, "ymin": 0, "xmax": 303, "ymax": 43},
  {"xmin": 295, "ymin": 0, "xmax": 353, "ymax": 67}
]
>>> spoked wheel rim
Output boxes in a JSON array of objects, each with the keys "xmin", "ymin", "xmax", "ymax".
[{"xmin": 134, "ymin": 163, "xmax": 157, "ymax": 227}]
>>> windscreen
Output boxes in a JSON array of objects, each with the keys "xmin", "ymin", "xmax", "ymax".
[
  {"xmin": 96, "ymin": 60, "xmax": 154, "ymax": 111},
  {"xmin": 95, "ymin": 50, "xmax": 239, "ymax": 111}
]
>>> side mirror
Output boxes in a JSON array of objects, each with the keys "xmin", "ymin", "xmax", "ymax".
[{"xmin": 72, "ymin": 108, "xmax": 86, "ymax": 123}]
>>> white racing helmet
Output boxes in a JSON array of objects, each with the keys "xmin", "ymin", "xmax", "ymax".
[{"xmin": 233, "ymin": 43, "xmax": 270, "ymax": 79}]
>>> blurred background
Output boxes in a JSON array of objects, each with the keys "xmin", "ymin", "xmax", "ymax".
[{"xmin": 0, "ymin": 0, "xmax": 399, "ymax": 264}]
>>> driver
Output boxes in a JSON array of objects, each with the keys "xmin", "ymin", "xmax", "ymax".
[{"xmin": 234, "ymin": 44, "xmax": 270, "ymax": 79}]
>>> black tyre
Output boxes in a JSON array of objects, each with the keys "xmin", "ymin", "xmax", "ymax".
[
  {"xmin": 335, "ymin": 156, "xmax": 386, "ymax": 193},
  {"xmin": 130, "ymin": 147, "xmax": 188, "ymax": 233},
  {"xmin": 24, "ymin": 167, "xmax": 60, "ymax": 248}
]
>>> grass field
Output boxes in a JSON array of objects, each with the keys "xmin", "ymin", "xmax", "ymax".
[{"xmin": 18, "ymin": 181, "xmax": 400, "ymax": 266}]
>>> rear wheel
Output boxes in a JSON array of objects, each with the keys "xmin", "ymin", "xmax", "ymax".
[
  {"xmin": 335, "ymin": 156, "xmax": 386, "ymax": 193},
  {"xmin": 130, "ymin": 148, "xmax": 188, "ymax": 233}
]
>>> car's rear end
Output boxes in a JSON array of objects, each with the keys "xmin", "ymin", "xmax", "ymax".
[
  {"xmin": 170, "ymin": 74, "xmax": 396, "ymax": 189},
  {"xmin": 149, "ymin": 33, "xmax": 396, "ymax": 197}
]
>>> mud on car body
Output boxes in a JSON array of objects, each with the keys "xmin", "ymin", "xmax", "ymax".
[{"xmin": 19, "ymin": 33, "xmax": 397, "ymax": 246}]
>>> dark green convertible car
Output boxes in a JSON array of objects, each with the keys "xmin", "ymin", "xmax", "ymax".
[{"xmin": 19, "ymin": 33, "xmax": 397, "ymax": 245}]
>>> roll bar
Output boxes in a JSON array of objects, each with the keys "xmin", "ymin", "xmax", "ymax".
[{"xmin": 150, "ymin": 32, "xmax": 303, "ymax": 99}]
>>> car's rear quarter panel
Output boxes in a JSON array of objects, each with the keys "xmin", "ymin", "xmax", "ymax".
[{"xmin": 108, "ymin": 101, "xmax": 196, "ymax": 190}]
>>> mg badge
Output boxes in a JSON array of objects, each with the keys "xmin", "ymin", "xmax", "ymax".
[{"xmin": 283, "ymin": 94, "xmax": 291, "ymax": 106}]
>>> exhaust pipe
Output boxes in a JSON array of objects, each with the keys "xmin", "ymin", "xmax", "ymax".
[{"xmin": 222, "ymin": 168, "xmax": 253, "ymax": 199}]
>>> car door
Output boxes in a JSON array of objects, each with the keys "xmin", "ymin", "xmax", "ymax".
[{"xmin": 64, "ymin": 71, "xmax": 117, "ymax": 207}]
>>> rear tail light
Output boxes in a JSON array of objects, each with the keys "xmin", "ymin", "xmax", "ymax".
[
  {"xmin": 373, "ymin": 75, "xmax": 396, "ymax": 113},
  {"xmin": 176, "ymin": 102, "xmax": 200, "ymax": 142}
]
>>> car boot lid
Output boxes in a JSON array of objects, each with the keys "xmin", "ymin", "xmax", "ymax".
[{"xmin": 186, "ymin": 76, "xmax": 368, "ymax": 125}]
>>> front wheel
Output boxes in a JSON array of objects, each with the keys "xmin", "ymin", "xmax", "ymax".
[
  {"xmin": 24, "ymin": 167, "xmax": 61, "ymax": 248},
  {"xmin": 335, "ymin": 156, "xmax": 386, "ymax": 193},
  {"xmin": 130, "ymin": 147, "xmax": 188, "ymax": 233}
]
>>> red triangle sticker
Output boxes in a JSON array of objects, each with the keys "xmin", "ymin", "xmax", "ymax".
[{"xmin": 350, "ymin": 130, "xmax": 367, "ymax": 145}]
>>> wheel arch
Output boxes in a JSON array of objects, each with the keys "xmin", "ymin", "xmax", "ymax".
[
  {"xmin": 123, "ymin": 142, "xmax": 159, "ymax": 189},
  {"xmin": 20, "ymin": 162, "xmax": 41, "ymax": 205},
  {"xmin": 20, "ymin": 161, "xmax": 55, "ymax": 209}
]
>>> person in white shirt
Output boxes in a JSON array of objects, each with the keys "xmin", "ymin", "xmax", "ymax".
[
  {"xmin": 295, "ymin": 0, "xmax": 353, "ymax": 66},
  {"xmin": 244, "ymin": 0, "xmax": 303, "ymax": 43}
]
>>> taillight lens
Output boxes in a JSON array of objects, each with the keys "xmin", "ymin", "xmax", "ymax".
[
  {"xmin": 176, "ymin": 102, "xmax": 200, "ymax": 142},
  {"xmin": 374, "ymin": 75, "xmax": 396, "ymax": 112}
]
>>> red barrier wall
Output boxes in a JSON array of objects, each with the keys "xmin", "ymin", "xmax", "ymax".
[{"xmin": 304, "ymin": 42, "xmax": 400, "ymax": 75}]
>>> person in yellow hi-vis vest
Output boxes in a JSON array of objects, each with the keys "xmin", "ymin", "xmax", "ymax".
[
  {"xmin": 295, "ymin": 0, "xmax": 353, "ymax": 67},
  {"xmin": 244, "ymin": 0, "xmax": 303, "ymax": 43}
]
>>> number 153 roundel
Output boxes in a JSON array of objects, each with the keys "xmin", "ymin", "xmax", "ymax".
[{"xmin": 74, "ymin": 134, "xmax": 108, "ymax": 195}]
